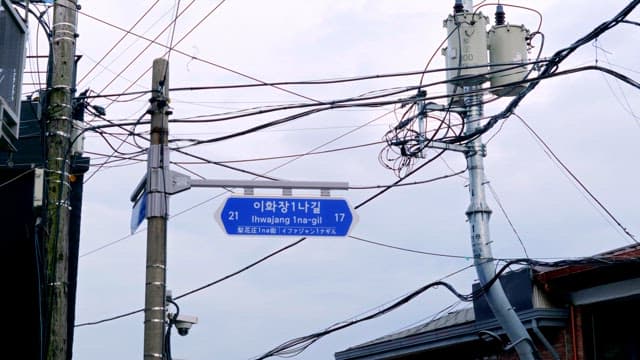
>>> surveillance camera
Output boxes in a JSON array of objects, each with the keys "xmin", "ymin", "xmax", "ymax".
[{"xmin": 172, "ymin": 314, "xmax": 198, "ymax": 336}]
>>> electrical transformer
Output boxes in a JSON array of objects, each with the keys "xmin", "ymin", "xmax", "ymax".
[
  {"xmin": 442, "ymin": 9, "xmax": 489, "ymax": 104},
  {"xmin": 488, "ymin": 23, "xmax": 530, "ymax": 97}
]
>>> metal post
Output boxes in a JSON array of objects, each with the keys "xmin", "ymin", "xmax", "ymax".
[
  {"xmin": 463, "ymin": 85, "xmax": 537, "ymax": 360},
  {"xmin": 45, "ymin": 1, "xmax": 77, "ymax": 359},
  {"xmin": 143, "ymin": 58, "xmax": 170, "ymax": 360}
]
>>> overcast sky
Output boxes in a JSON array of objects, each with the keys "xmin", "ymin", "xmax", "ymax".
[{"xmin": 22, "ymin": 0, "xmax": 640, "ymax": 359}]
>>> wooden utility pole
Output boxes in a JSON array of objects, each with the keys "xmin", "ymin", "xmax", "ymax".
[
  {"xmin": 45, "ymin": 0, "xmax": 78, "ymax": 359},
  {"xmin": 144, "ymin": 58, "xmax": 170, "ymax": 359}
]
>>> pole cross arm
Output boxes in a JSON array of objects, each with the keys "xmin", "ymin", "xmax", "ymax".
[
  {"xmin": 189, "ymin": 178, "xmax": 349, "ymax": 192},
  {"xmin": 424, "ymin": 140, "xmax": 467, "ymax": 153},
  {"xmin": 167, "ymin": 172, "xmax": 350, "ymax": 194},
  {"xmin": 131, "ymin": 171, "xmax": 350, "ymax": 202}
]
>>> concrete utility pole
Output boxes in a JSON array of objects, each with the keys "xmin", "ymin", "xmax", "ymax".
[
  {"xmin": 45, "ymin": 0, "xmax": 78, "ymax": 359},
  {"xmin": 463, "ymin": 85, "xmax": 536, "ymax": 360},
  {"xmin": 143, "ymin": 58, "xmax": 170, "ymax": 360}
]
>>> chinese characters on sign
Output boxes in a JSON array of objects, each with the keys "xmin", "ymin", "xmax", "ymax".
[{"xmin": 218, "ymin": 196, "xmax": 356, "ymax": 237}]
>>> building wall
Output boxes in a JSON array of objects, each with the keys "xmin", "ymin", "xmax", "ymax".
[
  {"xmin": 0, "ymin": 169, "xmax": 42, "ymax": 360},
  {"xmin": 579, "ymin": 297, "xmax": 640, "ymax": 359}
]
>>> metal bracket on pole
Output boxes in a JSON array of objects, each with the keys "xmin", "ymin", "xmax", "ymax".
[
  {"xmin": 130, "ymin": 173, "xmax": 350, "ymax": 203},
  {"xmin": 146, "ymin": 145, "xmax": 170, "ymax": 218},
  {"xmin": 419, "ymin": 102, "xmax": 471, "ymax": 155},
  {"xmin": 167, "ymin": 170, "xmax": 191, "ymax": 195},
  {"xmin": 189, "ymin": 178, "xmax": 349, "ymax": 192},
  {"xmin": 425, "ymin": 140, "xmax": 468, "ymax": 153}
]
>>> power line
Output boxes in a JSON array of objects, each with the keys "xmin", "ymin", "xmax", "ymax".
[
  {"xmin": 486, "ymin": 182, "xmax": 530, "ymax": 258},
  {"xmin": 75, "ymin": 59, "xmax": 548, "ymax": 103},
  {"xmin": 76, "ymin": 108, "xmax": 392, "ymax": 258},
  {"xmin": 252, "ymin": 255, "xmax": 640, "ymax": 359},
  {"xmin": 74, "ymin": 0, "xmax": 323, "ymax": 105},
  {"xmin": 348, "ymin": 235, "xmax": 471, "ymax": 259},
  {"xmin": 77, "ymin": 0, "xmax": 160, "ymax": 85},
  {"xmin": 82, "ymin": 110, "xmax": 149, "ymax": 183},
  {"xmin": 0, "ymin": 168, "xmax": 36, "ymax": 189},
  {"xmin": 75, "ymin": 143, "xmax": 458, "ymax": 327},
  {"xmin": 78, "ymin": 0, "xmax": 199, "ymax": 105},
  {"xmin": 349, "ymin": 169, "xmax": 466, "ymax": 190},
  {"xmin": 166, "ymin": 0, "xmax": 182, "ymax": 64},
  {"xmin": 161, "ymin": 66, "xmax": 636, "ymax": 149},
  {"xmin": 176, "ymin": 141, "xmax": 383, "ymax": 165},
  {"xmin": 514, "ymin": 113, "xmax": 637, "ymax": 244}
]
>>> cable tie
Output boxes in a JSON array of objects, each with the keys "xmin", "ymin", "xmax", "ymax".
[
  {"xmin": 146, "ymin": 282, "xmax": 165, "ymax": 287},
  {"xmin": 50, "ymin": 85, "xmax": 73, "ymax": 91},
  {"xmin": 52, "ymin": 22, "xmax": 77, "ymax": 29},
  {"xmin": 47, "ymin": 169, "xmax": 68, "ymax": 176},
  {"xmin": 47, "ymin": 130, "xmax": 71, "ymax": 138},
  {"xmin": 53, "ymin": 30, "xmax": 77, "ymax": 39},
  {"xmin": 47, "ymin": 117, "xmax": 73, "ymax": 124},
  {"xmin": 146, "ymin": 264, "xmax": 166, "ymax": 270},
  {"xmin": 143, "ymin": 352, "xmax": 163, "ymax": 358},
  {"xmin": 47, "ymin": 180, "xmax": 72, "ymax": 189},
  {"xmin": 55, "ymin": 201, "xmax": 72, "ymax": 210}
]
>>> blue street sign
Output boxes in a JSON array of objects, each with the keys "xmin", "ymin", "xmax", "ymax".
[
  {"xmin": 130, "ymin": 191, "xmax": 147, "ymax": 234},
  {"xmin": 217, "ymin": 196, "xmax": 356, "ymax": 237}
]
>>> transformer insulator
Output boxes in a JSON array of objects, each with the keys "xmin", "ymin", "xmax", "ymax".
[{"xmin": 495, "ymin": 5, "xmax": 506, "ymax": 25}]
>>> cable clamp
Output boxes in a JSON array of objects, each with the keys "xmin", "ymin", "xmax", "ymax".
[
  {"xmin": 48, "ymin": 281, "xmax": 68, "ymax": 287},
  {"xmin": 464, "ymin": 143, "xmax": 487, "ymax": 157},
  {"xmin": 46, "ymin": 169, "xmax": 68, "ymax": 176},
  {"xmin": 52, "ymin": 21, "xmax": 77, "ymax": 29},
  {"xmin": 143, "ymin": 352, "xmax": 164, "ymax": 358},
  {"xmin": 47, "ymin": 130, "xmax": 71, "ymax": 138},
  {"xmin": 53, "ymin": 34, "xmax": 76, "ymax": 42},
  {"xmin": 47, "ymin": 179, "xmax": 72, "ymax": 189},
  {"xmin": 146, "ymin": 192, "xmax": 168, "ymax": 218},
  {"xmin": 55, "ymin": 200, "xmax": 72, "ymax": 210},
  {"xmin": 465, "ymin": 202, "xmax": 492, "ymax": 216},
  {"xmin": 47, "ymin": 117, "xmax": 73, "ymax": 124},
  {"xmin": 50, "ymin": 85, "xmax": 73, "ymax": 92},
  {"xmin": 147, "ymin": 145, "xmax": 169, "ymax": 169}
]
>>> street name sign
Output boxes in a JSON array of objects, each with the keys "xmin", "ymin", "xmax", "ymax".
[
  {"xmin": 130, "ymin": 191, "xmax": 147, "ymax": 234},
  {"xmin": 217, "ymin": 196, "xmax": 357, "ymax": 237}
]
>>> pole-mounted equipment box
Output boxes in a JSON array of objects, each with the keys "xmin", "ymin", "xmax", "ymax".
[{"xmin": 0, "ymin": 0, "xmax": 27, "ymax": 151}]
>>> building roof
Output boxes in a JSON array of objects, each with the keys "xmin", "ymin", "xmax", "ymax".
[
  {"xmin": 535, "ymin": 243, "xmax": 640, "ymax": 294},
  {"xmin": 336, "ymin": 244, "xmax": 640, "ymax": 360},
  {"xmin": 354, "ymin": 307, "xmax": 475, "ymax": 349},
  {"xmin": 335, "ymin": 308, "xmax": 567, "ymax": 360}
]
